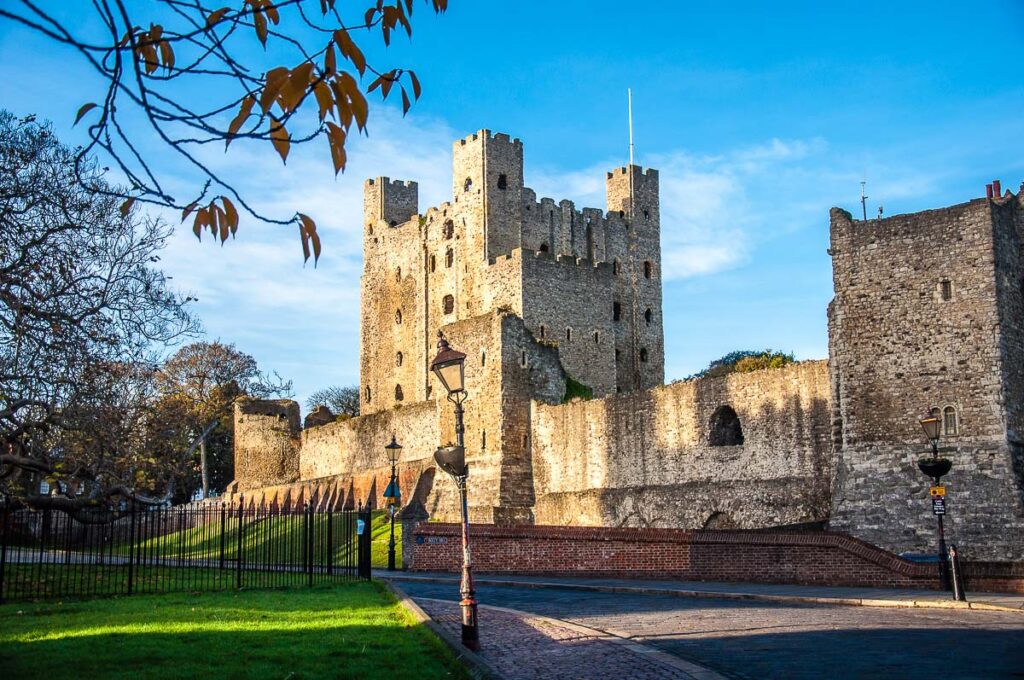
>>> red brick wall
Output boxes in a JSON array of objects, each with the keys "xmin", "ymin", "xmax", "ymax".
[{"xmin": 411, "ymin": 524, "xmax": 1024, "ymax": 593}]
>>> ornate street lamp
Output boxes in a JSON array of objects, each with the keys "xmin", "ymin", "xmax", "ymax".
[
  {"xmin": 382, "ymin": 435, "xmax": 403, "ymax": 571},
  {"xmin": 430, "ymin": 331, "xmax": 479, "ymax": 651},
  {"xmin": 918, "ymin": 413, "xmax": 953, "ymax": 590}
]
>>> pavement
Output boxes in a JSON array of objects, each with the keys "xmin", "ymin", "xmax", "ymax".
[
  {"xmin": 375, "ymin": 569, "xmax": 1024, "ymax": 612},
  {"xmin": 380, "ymin": 571, "xmax": 1024, "ymax": 679}
]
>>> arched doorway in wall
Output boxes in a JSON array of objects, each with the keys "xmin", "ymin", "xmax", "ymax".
[
  {"xmin": 709, "ymin": 405, "xmax": 744, "ymax": 446},
  {"xmin": 702, "ymin": 511, "xmax": 739, "ymax": 529}
]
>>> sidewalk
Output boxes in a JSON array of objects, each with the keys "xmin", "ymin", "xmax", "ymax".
[
  {"xmin": 376, "ymin": 569, "xmax": 1024, "ymax": 613},
  {"xmin": 387, "ymin": 583, "xmax": 724, "ymax": 680}
]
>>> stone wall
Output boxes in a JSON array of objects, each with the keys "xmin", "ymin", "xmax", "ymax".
[
  {"xmin": 531, "ymin": 361, "xmax": 832, "ymax": 529},
  {"xmin": 233, "ymin": 399, "xmax": 301, "ymax": 490},
  {"xmin": 828, "ymin": 194, "xmax": 1024, "ymax": 561}
]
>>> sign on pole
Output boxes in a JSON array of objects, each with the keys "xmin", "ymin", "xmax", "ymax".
[{"xmin": 932, "ymin": 497, "xmax": 946, "ymax": 515}]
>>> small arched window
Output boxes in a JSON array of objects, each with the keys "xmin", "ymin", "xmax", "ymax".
[
  {"xmin": 615, "ymin": 349, "xmax": 621, "ymax": 362},
  {"xmin": 395, "ymin": 351, "xmax": 403, "ymax": 367},
  {"xmin": 443, "ymin": 220, "xmax": 454, "ymax": 240},
  {"xmin": 644, "ymin": 261, "xmax": 653, "ymax": 279},
  {"xmin": 539, "ymin": 243, "xmax": 549, "ymax": 253},
  {"xmin": 593, "ymin": 331, "xmax": 600, "ymax": 344},
  {"xmin": 613, "ymin": 259, "xmax": 620, "ymax": 276},
  {"xmin": 481, "ymin": 430, "xmax": 487, "ymax": 449},
  {"xmin": 395, "ymin": 309, "xmax": 403, "ymax": 325},
  {"xmin": 943, "ymin": 406, "xmax": 959, "ymax": 435},
  {"xmin": 395, "ymin": 384, "xmax": 404, "ymax": 402},
  {"xmin": 539, "ymin": 325, "xmax": 546, "ymax": 339},
  {"xmin": 367, "ymin": 224, "xmax": 374, "ymax": 235},
  {"xmin": 640, "ymin": 348, "xmax": 648, "ymax": 362},
  {"xmin": 565, "ymin": 327, "xmax": 572, "ymax": 342},
  {"xmin": 463, "ymin": 177, "xmax": 473, "ymax": 193},
  {"xmin": 709, "ymin": 405, "xmax": 743, "ymax": 446},
  {"xmin": 443, "ymin": 294, "xmax": 455, "ymax": 315},
  {"xmin": 644, "ymin": 308, "xmax": 653, "ymax": 325},
  {"xmin": 520, "ymin": 350, "xmax": 527, "ymax": 368},
  {"xmin": 480, "ymin": 350, "xmax": 486, "ymax": 367},
  {"xmin": 395, "ymin": 267, "xmax": 402, "ymax": 283},
  {"xmin": 430, "ymin": 254, "xmax": 436, "ymax": 272},
  {"xmin": 365, "ymin": 386, "xmax": 372, "ymax": 403},
  {"xmin": 643, "ymin": 208, "xmax": 650, "ymax": 220},
  {"xmin": 613, "ymin": 302, "xmax": 621, "ymax": 322},
  {"xmin": 497, "ymin": 174, "xmax": 507, "ymax": 190},
  {"xmin": 446, "ymin": 248, "xmax": 454, "ymax": 268}
]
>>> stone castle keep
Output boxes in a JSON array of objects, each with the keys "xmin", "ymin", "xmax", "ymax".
[{"xmin": 228, "ymin": 129, "xmax": 1024, "ymax": 562}]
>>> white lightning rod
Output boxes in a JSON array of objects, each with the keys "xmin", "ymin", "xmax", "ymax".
[{"xmin": 628, "ymin": 87, "xmax": 635, "ymax": 167}]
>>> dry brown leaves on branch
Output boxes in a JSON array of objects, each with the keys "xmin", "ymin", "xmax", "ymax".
[{"xmin": 5, "ymin": 0, "xmax": 449, "ymax": 264}]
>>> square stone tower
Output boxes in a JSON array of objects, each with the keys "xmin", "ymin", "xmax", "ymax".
[
  {"xmin": 828, "ymin": 188, "xmax": 1024, "ymax": 560},
  {"xmin": 358, "ymin": 129, "xmax": 665, "ymax": 417}
]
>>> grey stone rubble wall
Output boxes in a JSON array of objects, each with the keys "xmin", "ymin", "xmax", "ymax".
[
  {"xmin": 828, "ymin": 194, "xmax": 1024, "ymax": 560},
  {"xmin": 530, "ymin": 361, "xmax": 832, "ymax": 529}
]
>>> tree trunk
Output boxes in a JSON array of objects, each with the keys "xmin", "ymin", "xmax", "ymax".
[{"xmin": 200, "ymin": 436, "xmax": 209, "ymax": 500}]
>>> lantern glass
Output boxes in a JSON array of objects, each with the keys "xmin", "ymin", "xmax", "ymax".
[
  {"xmin": 919, "ymin": 415, "xmax": 942, "ymax": 444},
  {"xmin": 384, "ymin": 435, "xmax": 402, "ymax": 464},
  {"xmin": 433, "ymin": 359, "xmax": 465, "ymax": 394}
]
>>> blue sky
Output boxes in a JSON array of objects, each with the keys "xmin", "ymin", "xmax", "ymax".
[{"xmin": 1, "ymin": 1, "xmax": 1022, "ymax": 409}]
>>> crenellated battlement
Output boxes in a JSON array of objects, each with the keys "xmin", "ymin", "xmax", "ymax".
[{"xmin": 457, "ymin": 128, "xmax": 523, "ymax": 148}]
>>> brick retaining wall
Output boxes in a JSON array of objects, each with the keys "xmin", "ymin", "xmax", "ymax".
[{"xmin": 411, "ymin": 524, "xmax": 1024, "ymax": 593}]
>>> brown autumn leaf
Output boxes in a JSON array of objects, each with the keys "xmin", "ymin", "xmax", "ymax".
[
  {"xmin": 282, "ymin": 63, "xmax": 314, "ymax": 113},
  {"xmin": 253, "ymin": 12, "xmax": 268, "ymax": 47},
  {"xmin": 401, "ymin": 87, "xmax": 411, "ymax": 115},
  {"xmin": 269, "ymin": 116, "xmax": 290, "ymax": 163},
  {"xmin": 74, "ymin": 102, "xmax": 98, "ymax": 126},
  {"xmin": 333, "ymin": 29, "xmax": 366, "ymax": 76},
  {"xmin": 313, "ymin": 82, "xmax": 333, "ymax": 122},
  {"xmin": 325, "ymin": 122, "xmax": 347, "ymax": 175},
  {"xmin": 119, "ymin": 198, "xmax": 136, "ymax": 217},
  {"xmin": 158, "ymin": 40, "xmax": 175, "ymax": 72},
  {"xmin": 226, "ymin": 95, "xmax": 256, "ymax": 147},
  {"xmin": 206, "ymin": 7, "xmax": 229, "ymax": 27},
  {"xmin": 259, "ymin": 67, "xmax": 290, "ymax": 113},
  {"xmin": 324, "ymin": 44, "xmax": 337, "ymax": 75},
  {"xmin": 221, "ymin": 196, "xmax": 239, "ymax": 235},
  {"xmin": 409, "ymin": 70, "xmax": 421, "ymax": 99}
]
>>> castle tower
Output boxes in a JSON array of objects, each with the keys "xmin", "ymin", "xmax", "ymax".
[
  {"xmin": 828, "ymin": 190, "xmax": 1024, "ymax": 560},
  {"xmin": 451, "ymin": 130, "xmax": 524, "ymax": 262},
  {"xmin": 605, "ymin": 166, "xmax": 664, "ymax": 392},
  {"xmin": 360, "ymin": 177, "xmax": 425, "ymax": 415}
]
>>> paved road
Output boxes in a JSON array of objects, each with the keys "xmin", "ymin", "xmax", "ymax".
[{"xmin": 398, "ymin": 580, "xmax": 1024, "ymax": 679}]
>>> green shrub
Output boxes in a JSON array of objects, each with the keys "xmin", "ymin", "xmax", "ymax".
[
  {"xmin": 692, "ymin": 349, "xmax": 795, "ymax": 379},
  {"xmin": 563, "ymin": 375, "xmax": 593, "ymax": 402}
]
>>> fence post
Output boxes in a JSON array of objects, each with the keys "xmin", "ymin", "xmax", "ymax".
[
  {"xmin": 326, "ymin": 509, "xmax": 334, "ymax": 577},
  {"xmin": 127, "ymin": 505, "xmax": 138, "ymax": 595},
  {"xmin": 0, "ymin": 508, "xmax": 8, "ymax": 604},
  {"xmin": 236, "ymin": 496, "xmax": 244, "ymax": 590},
  {"xmin": 219, "ymin": 503, "xmax": 226, "ymax": 571},
  {"xmin": 306, "ymin": 503, "xmax": 313, "ymax": 588},
  {"xmin": 357, "ymin": 504, "xmax": 371, "ymax": 580}
]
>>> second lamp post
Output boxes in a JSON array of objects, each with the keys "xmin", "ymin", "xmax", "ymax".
[
  {"xmin": 430, "ymin": 331, "xmax": 480, "ymax": 651},
  {"xmin": 382, "ymin": 435, "xmax": 402, "ymax": 572}
]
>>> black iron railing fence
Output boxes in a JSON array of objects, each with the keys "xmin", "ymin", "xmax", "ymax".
[{"xmin": 0, "ymin": 502, "xmax": 372, "ymax": 602}]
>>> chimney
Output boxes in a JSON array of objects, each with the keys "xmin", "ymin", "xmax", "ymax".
[
  {"xmin": 986, "ymin": 184, "xmax": 994, "ymax": 199},
  {"xmin": 993, "ymin": 179, "xmax": 1002, "ymax": 196}
]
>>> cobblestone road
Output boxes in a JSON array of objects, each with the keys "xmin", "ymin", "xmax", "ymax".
[{"xmin": 399, "ymin": 581, "xmax": 1024, "ymax": 679}]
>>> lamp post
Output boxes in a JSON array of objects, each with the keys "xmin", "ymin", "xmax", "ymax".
[
  {"xmin": 382, "ymin": 435, "xmax": 402, "ymax": 572},
  {"xmin": 430, "ymin": 331, "xmax": 479, "ymax": 651},
  {"xmin": 918, "ymin": 413, "xmax": 952, "ymax": 591}
]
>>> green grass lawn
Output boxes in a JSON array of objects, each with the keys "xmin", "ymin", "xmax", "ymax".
[
  {"xmin": 0, "ymin": 581, "xmax": 466, "ymax": 680},
  {"xmin": 126, "ymin": 509, "xmax": 401, "ymax": 569}
]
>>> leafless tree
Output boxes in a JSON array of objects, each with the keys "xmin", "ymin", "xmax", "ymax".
[
  {"xmin": 306, "ymin": 385, "xmax": 359, "ymax": 417},
  {"xmin": 0, "ymin": 111, "xmax": 200, "ymax": 515}
]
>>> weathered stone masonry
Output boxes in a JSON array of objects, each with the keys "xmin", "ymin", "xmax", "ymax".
[{"xmin": 228, "ymin": 128, "xmax": 1024, "ymax": 563}]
